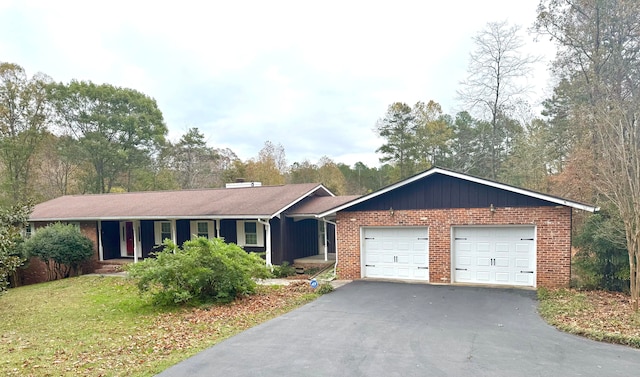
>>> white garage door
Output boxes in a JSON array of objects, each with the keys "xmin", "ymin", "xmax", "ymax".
[
  {"xmin": 362, "ymin": 227, "xmax": 429, "ymax": 281},
  {"xmin": 453, "ymin": 227, "xmax": 536, "ymax": 287}
]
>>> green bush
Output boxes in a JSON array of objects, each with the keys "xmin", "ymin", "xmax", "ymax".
[
  {"xmin": 23, "ymin": 222, "xmax": 94, "ymax": 281},
  {"xmin": 0, "ymin": 203, "xmax": 30, "ymax": 294},
  {"xmin": 272, "ymin": 261, "xmax": 296, "ymax": 278},
  {"xmin": 316, "ymin": 282, "xmax": 334, "ymax": 295},
  {"xmin": 127, "ymin": 237, "xmax": 271, "ymax": 306},
  {"xmin": 573, "ymin": 211, "xmax": 629, "ymax": 292}
]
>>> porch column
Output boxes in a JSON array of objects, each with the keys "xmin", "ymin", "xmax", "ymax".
[
  {"xmin": 258, "ymin": 219, "xmax": 272, "ymax": 267},
  {"xmin": 170, "ymin": 219, "xmax": 177, "ymax": 252},
  {"xmin": 98, "ymin": 220, "xmax": 104, "ymax": 261},
  {"xmin": 323, "ymin": 219, "xmax": 328, "ymax": 261},
  {"xmin": 215, "ymin": 219, "xmax": 221, "ymax": 238},
  {"xmin": 133, "ymin": 220, "xmax": 139, "ymax": 263}
]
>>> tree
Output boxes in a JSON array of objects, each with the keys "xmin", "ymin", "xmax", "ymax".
[
  {"xmin": 48, "ymin": 80, "xmax": 167, "ymax": 193},
  {"xmin": 244, "ymin": 141, "xmax": 286, "ymax": 185},
  {"xmin": 172, "ymin": 127, "xmax": 219, "ymax": 189},
  {"xmin": 412, "ymin": 100, "xmax": 454, "ymax": 170},
  {"xmin": 458, "ymin": 21, "xmax": 538, "ymax": 179},
  {"xmin": 0, "ymin": 63, "xmax": 51, "ymax": 204},
  {"xmin": 536, "ymin": 0, "xmax": 640, "ymax": 310},
  {"xmin": 375, "ymin": 102, "xmax": 417, "ymax": 180},
  {"xmin": 24, "ymin": 222, "xmax": 94, "ymax": 281},
  {"xmin": 0, "ymin": 202, "xmax": 30, "ymax": 293}
]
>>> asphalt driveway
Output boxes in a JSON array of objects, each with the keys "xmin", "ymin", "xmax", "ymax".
[{"xmin": 157, "ymin": 281, "xmax": 640, "ymax": 377}]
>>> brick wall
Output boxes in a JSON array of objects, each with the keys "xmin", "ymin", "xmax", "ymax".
[
  {"xmin": 19, "ymin": 221, "xmax": 100, "ymax": 285},
  {"xmin": 335, "ymin": 206, "xmax": 572, "ymax": 288}
]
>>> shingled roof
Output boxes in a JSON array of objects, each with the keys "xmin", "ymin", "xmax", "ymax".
[
  {"xmin": 287, "ymin": 195, "xmax": 360, "ymax": 217},
  {"xmin": 30, "ymin": 183, "xmax": 333, "ymax": 221}
]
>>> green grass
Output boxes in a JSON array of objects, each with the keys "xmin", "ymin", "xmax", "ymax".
[
  {"xmin": 538, "ymin": 288, "xmax": 640, "ymax": 348},
  {"xmin": 0, "ymin": 276, "xmax": 319, "ymax": 376}
]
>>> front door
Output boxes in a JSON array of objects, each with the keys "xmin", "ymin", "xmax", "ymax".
[{"xmin": 120, "ymin": 221, "xmax": 140, "ymax": 257}]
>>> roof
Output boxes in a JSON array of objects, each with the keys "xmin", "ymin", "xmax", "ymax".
[
  {"xmin": 287, "ymin": 195, "xmax": 361, "ymax": 217},
  {"xmin": 30, "ymin": 183, "xmax": 333, "ymax": 221},
  {"xmin": 318, "ymin": 167, "xmax": 599, "ymax": 217}
]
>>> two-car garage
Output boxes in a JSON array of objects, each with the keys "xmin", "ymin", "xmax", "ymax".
[
  {"xmin": 327, "ymin": 167, "xmax": 597, "ymax": 289},
  {"xmin": 361, "ymin": 226, "xmax": 537, "ymax": 287}
]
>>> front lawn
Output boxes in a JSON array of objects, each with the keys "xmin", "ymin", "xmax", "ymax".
[
  {"xmin": 538, "ymin": 288, "xmax": 640, "ymax": 348},
  {"xmin": 0, "ymin": 276, "xmax": 318, "ymax": 376}
]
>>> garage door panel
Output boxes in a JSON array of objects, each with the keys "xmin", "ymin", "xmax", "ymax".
[
  {"xmin": 457, "ymin": 256, "xmax": 472, "ymax": 266},
  {"xmin": 412, "ymin": 254, "xmax": 427, "ymax": 264},
  {"xmin": 494, "ymin": 257, "xmax": 509, "ymax": 267},
  {"xmin": 477, "ymin": 243, "xmax": 490, "ymax": 253},
  {"xmin": 453, "ymin": 227, "xmax": 536, "ymax": 287},
  {"xmin": 363, "ymin": 227, "xmax": 429, "ymax": 282}
]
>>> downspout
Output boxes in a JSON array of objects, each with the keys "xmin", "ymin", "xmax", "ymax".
[
  {"xmin": 257, "ymin": 219, "xmax": 272, "ymax": 267},
  {"xmin": 323, "ymin": 218, "xmax": 338, "ymax": 278}
]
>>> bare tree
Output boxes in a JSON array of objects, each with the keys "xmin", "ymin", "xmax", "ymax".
[
  {"xmin": 536, "ymin": 0, "xmax": 640, "ymax": 310},
  {"xmin": 458, "ymin": 21, "xmax": 539, "ymax": 179}
]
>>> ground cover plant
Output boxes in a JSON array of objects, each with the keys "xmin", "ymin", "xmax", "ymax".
[
  {"xmin": 538, "ymin": 288, "xmax": 640, "ymax": 348},
  {"xmin": 0, "ymin": 276, "xmax": 319, "ymax": 376}
]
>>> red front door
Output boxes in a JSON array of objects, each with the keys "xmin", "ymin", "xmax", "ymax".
[{"xmin": 125, "ymin": 222, "xmax": 134, "ymax": 256}]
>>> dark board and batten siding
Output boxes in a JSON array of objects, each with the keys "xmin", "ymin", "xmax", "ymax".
[{"xmin": 347, "ymin": 174, "xmax": 555, "ymax": 212}]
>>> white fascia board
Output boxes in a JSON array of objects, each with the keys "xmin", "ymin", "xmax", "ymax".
[
  {"xmin": 318, "ymin": 167, "xmax": 598, "ymax": 216},
  {"xmin": 270, "ymin": 184, "xmax": 334, "ymax": 219}
]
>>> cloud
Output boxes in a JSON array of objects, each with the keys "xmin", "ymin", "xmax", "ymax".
[{"xmin": 0, "ymin": 0, "xmax": 555, "ymax": 168}]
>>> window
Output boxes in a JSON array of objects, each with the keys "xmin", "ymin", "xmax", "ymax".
[
  {"xmin": 154, "ymin": 221, "xmax": 173, "ymax": 244},
  {"xmin": 24, "ymin": 223, "xmax": 33, "ymax": 239},
  {"xmin": 236, "ymin": 220, "xmax": 264, "ymax": 247},
  {"xmin": 190, "ymin": 220, "xmax": 214, "ymax": 240},
  {"xmin": 245, "ymin": 222, "xmax": 257, "ymax": 245}
]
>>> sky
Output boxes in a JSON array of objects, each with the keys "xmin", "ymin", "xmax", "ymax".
[{"xmin": 0, "ymin": 0, "xmax": 555, "ymax": 167}]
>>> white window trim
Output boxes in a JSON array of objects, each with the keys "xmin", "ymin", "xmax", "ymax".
[
  {"xmin": 154, "ymin": 221, "xmax": 173, "ymax": 244},
  {"xmin": 190, "ymin": 220, "xmax": 215, "ymax": 240},
  {"xmin": 236, "ymin": 220, "xmax": 264, "ymax": 247}
]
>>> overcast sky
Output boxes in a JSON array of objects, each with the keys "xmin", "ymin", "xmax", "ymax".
[{"xmin": 0, "ymin": 0, "xmax": 554, "ymax": 167}]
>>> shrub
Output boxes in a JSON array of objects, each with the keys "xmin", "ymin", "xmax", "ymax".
[
  {"xmin": 316, "ymin": 282, "xmax": 334, "ymax": 295},
  {"xmin": 23, "ymin": 222, "xmax": 94, "ymax": 281},
  {"xmin": 0, "ymin": 203, "xmax": 30, "ymax": 294},
  {"xmin": 126, "ymin": 237, "xmax": 271, "ymax": 306},
  {"xmin": 272, "ymin": 261, "xmax": 296, "ymax": 278},
  {"xmin": 573, "ymin": 211, "xmax": 629, "ymax": 292}
]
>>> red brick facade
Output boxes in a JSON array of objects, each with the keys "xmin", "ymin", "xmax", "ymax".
[
  {"xmin": 19, "ymin": 221, "xmax": 99, "ymax": 285},
  {"xmin": 335, "ymin": 206, "xmax": 572, "ymax": 288}
]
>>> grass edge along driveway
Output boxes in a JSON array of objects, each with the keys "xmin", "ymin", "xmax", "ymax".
[{"xmin": 0, "ymin": 275, "xmax": 319, "ymax": 377}]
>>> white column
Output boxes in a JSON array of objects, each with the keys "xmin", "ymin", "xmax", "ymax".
[
  {"xmin": 170, "ymin": 219, "xmax": 177, "ymax": 252},
  {"xmin": 98, "ymin": 220, "xmax": 104, "ymax": 261},
  {"xmin": 133, "ymin": 220, "xmax": 139, "ymax": 263},
  {"xmin": 323, "ymin": 220, "xmax": 328, "ymax": 261},
  {"xmin": 216, "ymin": 219, "xmax": 221, "ymax": 238},
  {"xmin": 258, "ymin": 219, "xmax": 272, "ymax": 267}
]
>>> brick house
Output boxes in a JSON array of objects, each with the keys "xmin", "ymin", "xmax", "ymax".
[
  {"xmin": 26, "ymin": 183, "xmax": 357, "ymax": 284},
  {"xmin": 319, "ymin": 167, "xmax": 597, "ymax": 288},
  {"xmin": 27, "ymin": 167, "xmax": 596, "ymax": 288}
]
